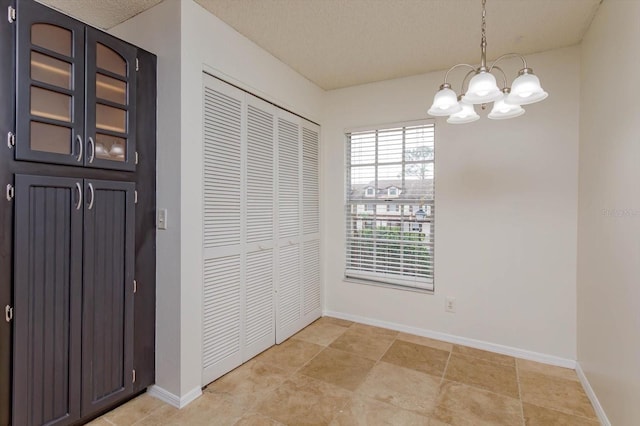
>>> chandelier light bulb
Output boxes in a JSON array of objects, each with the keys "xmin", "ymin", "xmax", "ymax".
[
  {"xmin": 462, "ymin": 71, "xmax": 502, "ymax": 104},
  {"xmin": 505, "ymin": 68, "xmax": 548, "ymax": 105},
  {"xmin": 488, "ymin": 90, "xmax": 525, "ymax": 120},
  {"xmin": 428, "ymin": 84, "xmax": 462, "ymax": 116},
  {"xmin": 447, "ymin": 99, "xmax": 480, "ymax": 124}
]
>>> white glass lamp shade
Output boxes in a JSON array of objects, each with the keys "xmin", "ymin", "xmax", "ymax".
[
  {"xmin": 462, "ymin": 71, "xmax": 502, "ymax": 104},
  {"xmin": 488, "ymin": 94, "xmax": 525, "ymax": 120},
  {"xmin": 506, "ymin": 69, "xmax": 548, "ymax": 105},
  {"xmin": 428, "ymin": 84, "xmax": 462, "ymax": 116},
  {"xmin": 447, "ymin": 101, "xmax": 479, "ymax": 124}
]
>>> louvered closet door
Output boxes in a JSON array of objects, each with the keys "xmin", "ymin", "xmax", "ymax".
[
  {"xmin": 244, "ymin": 95, "xmax": 276, "ymax": 361},
  {"xmin": 276, "ymin": 111, "xmax": 302, "ymax": 342},
  {"xmin": 202, "ymin": 75, "xmax": 244, "ymax": 384},
  {"xmin": 302, "ymin": 122, "xmax": 321, "ymax": 319}
]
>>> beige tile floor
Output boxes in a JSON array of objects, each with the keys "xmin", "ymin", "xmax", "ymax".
[{"xmin": 88, "ymin": 317, "xmax": 600, "ymax": 425}]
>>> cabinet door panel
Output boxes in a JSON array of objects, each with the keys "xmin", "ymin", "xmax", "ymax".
[
  {"xmin": 302, "ymin": 125, "xmax": 320, "ymax": 236},
  {"xmin": 244, "ymin": 248, "xmax": 274, "ymax": 361},
  {"xmin": 303, "ymin": 240, "xmax": 321, "ymax": 316},
  {"xmin": 276, "ymin": 243, "xmax": 301, "ymax": 343},
  {"xmin": 13, "ymin": 174, "xmax": 83, "ymax": 426},
  {"xmin": 81, "ymin": 180, "xmax": 135, "ymax": 414},
  {"xmin": 202, "ymin": 255, "xmax": 243, "ymax": 384},
  {"xmin": 277, "ymin": 116, "xmax": 300, "ymax": 241},
  {"xmin": 85, "ymin": 29, "xmax": 137, "ymax": 171},
  {"xmin": 16, "ymin": 0, "xmax": 85, "ymax": 166},
  {"xmin": 246, "ymin": 99, "xmax": 275, "ymax": 244}
]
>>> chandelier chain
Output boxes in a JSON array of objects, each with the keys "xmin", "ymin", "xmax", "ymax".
[
  {"xmin": 480, "ymin": 0, "xmax": 487, "ymax": 68},
  {"xmin": 481, "ymin": 0, "xmax": 487, "ymax": 42}
]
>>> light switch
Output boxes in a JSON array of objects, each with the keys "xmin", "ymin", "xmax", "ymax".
[{"xmin": 158, "ymin": 208, "xmax": 168, "ymax": 230}]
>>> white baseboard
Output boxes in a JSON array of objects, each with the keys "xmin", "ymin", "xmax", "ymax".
[
  {"xmin": 147, "ymin": 385, "xmax": 202, "ymax": 409},
  {"xmin": 323, "ymin": 310, "xmax": 576, "ymax": 369},
  {"xmin": 576, "ymin": 362, "xmax": 610, "ymax": 426}
]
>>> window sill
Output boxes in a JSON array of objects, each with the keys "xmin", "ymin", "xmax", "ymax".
[{"xmin": 343, "ymin": 276, "xmax": 434, "ymax": 295}]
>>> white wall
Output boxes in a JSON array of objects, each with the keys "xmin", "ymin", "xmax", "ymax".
[
  {"xmin": 112, "ymin": 0, "xmax": 324, "ymax": 401},
  {"xmin": 110, "ymin": 0, "xmax": 183, "ymax": 397},
  {"xmin": 323, "ymin": 46, "xmax": 580, "ymax": 360},
  {"xmin": 577, "ymin": 1, "xmax": 640, "ymax": 424}
]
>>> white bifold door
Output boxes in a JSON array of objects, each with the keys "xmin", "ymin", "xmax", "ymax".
[{"xmin": 201, "ymin": 74, "xmax": 321, "ymax": 385}]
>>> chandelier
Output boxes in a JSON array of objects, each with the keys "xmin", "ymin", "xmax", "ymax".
[{"xmin": 428, "ymin": 0, "xmax": 548, "ymax": 124}]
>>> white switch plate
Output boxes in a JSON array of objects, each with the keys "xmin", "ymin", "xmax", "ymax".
[
  {"xmin": 158, "ymin": 208, "xmax": 168, "ymax": 230},
  {"xmin": 445, "ymin": 297, "xmax": 456, "ymax": 313}
]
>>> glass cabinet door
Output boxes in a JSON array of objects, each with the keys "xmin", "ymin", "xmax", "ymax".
[
  {"xmin": 15, "ymin": 0, "xmax": 86, "ymax": 166},
  {"xmin": 85, "ymin": 28, "xmax": 137, "ymax": 171}
]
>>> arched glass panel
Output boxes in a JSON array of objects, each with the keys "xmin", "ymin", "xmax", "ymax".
[
  {"xmin": 97, "ymin": 43, "xmax": 126, "ymax": 77},
  {"xmin": 31, "ymin": 23, "xmax": 71, "ymax": 56}
]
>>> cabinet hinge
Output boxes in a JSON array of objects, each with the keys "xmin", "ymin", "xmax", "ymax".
[
  {"xmin": 132, "ymin": 369, "xmax": 136, "ymax": 383},
  {"xmin": 7, "ymin": 6, "xmax": 15, "ymax": 23},
  {"xmin": 133, "ymin": 279, "xmax": 137, "ymax": 294},
  {"xmin": 134, "ymin": 190, "xmax": 138, "ymax": 204},
  {"xmin": 136, "ymin": 58, "xmax": 139, "ymax": 72},
  {"xmin": 6, "ymin": 184, "xmax": 14, "ymax": 201},
  {"xmin": 5, "ymin": 305, "xmax": 13, "ymax": 323},
  {"xmin": 7, "ymin": 132, "xmax": 15, "ymax": 148},
  {"xmin": 135, "ymin": 151, "xmax": 139, "ymax": 165}
]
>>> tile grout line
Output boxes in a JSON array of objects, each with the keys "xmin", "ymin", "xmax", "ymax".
[
  {"xmin": 344, "ymin": 335, "xmax": 394, "ymax": 405},
  {"xmin": 375, "ymin": 333, "xmax": 400, "ymax": 361},
  {"xmin": 440, "ymin": 349, "xmax": 453, "ymax": 385},
  {"xmin": 297, "ymin": 327, "xmax": 357, "ymax": 426},
  {"xmin": 295, "ymin": 323, "xmax": 396, "ymax": 424},
  {"xmin": 515, "ymin": 360, "xmax": 526, "ymax": 426},
  {"xmin": 134, "ymin": 397, "xmax": 177, "ymax": 425},
  {"xmin": 451, "ymin": 346, "xmax": 517, "ymax": 368},
  {"xmin": 523, "ymin": 402, "xmax": 601, "ymax": 423},
  {"xmin": 427, "ymin": 346, "xmax": 452, "ymax": 420}
]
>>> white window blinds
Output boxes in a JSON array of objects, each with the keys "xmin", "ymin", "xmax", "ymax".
[{"xmin": 345, "ymin": 122, "xmax": 435, "ymax": 291}]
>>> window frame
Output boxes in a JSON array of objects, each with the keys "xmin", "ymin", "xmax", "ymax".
[{"xmin": 344, "ymin": 119, "xmax": 435, "ymax": 292}]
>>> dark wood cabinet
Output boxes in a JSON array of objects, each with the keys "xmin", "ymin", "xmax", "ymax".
[
  {"xmin": 84, "ymin": 30, "xmax": 137, "ymax": 171},
  {"xmin": 13, "ymin": 176, "xmax": 137, "ymax": 425},
  {"xmin": 15, "ymin": 0, "xmax": 137, "ymax": 171},
  {"xmin": 0, "ymin": 0, "xmax": 157, "ymax": 425},
  {"xmin": 15, "ymin": 0, "xmax": 85, "ymax": 168},
  {"xmin": 13, "ymin": 175, "xmax": 84, "ymax": 426},
  {"xmin": 81, "ymin": 180, "xmax": 135, "ymax": 414}
]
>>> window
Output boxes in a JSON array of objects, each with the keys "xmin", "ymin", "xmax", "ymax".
[
  {"xmin": 365, "ymin": 187, "xmax": 375, "ymax": 197},
  {"xmin": 345, "ymin": 121, "xmax": 435, "ymax": 291}
]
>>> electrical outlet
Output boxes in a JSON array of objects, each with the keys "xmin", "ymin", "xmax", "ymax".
[
  {"xmin": 445, "ymin": 297, "xmax": 456, "ymax": 313},
  {"xmin": 158, "ymin": 208, "xmax": 168, "ymax": 230}
]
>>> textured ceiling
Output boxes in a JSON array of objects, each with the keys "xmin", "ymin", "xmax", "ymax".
[
  {"xmin": 195, "ymin": 0, "xmax": 601, "ymax": 89},
  {"xmin": 37, "ymin": 0, "xmax": 163, "ymax": 29},
  {"xmin": 37, "ymin": 0, "xmax": 602, "ymax": 90}
]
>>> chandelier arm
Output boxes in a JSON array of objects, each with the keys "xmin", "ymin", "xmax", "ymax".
[
  {"xmin": 490, "ymin": 66, "xmax": 508, "ymax": 89},
  {"xmin": 489, "ymin": 53, "xmax": 528, "ymax": 72},
  {"xmin": 460, "ymin": 70, "xmax": 476, "ymax": 94},
  {"xmin": 443, "ymin": 63, "xmax": 477, "ymax": 85}
]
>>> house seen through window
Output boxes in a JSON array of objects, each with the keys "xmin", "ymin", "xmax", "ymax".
[{"xmin": 345, "ymin": 121, "xmax": 435, "ymax": 291}]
